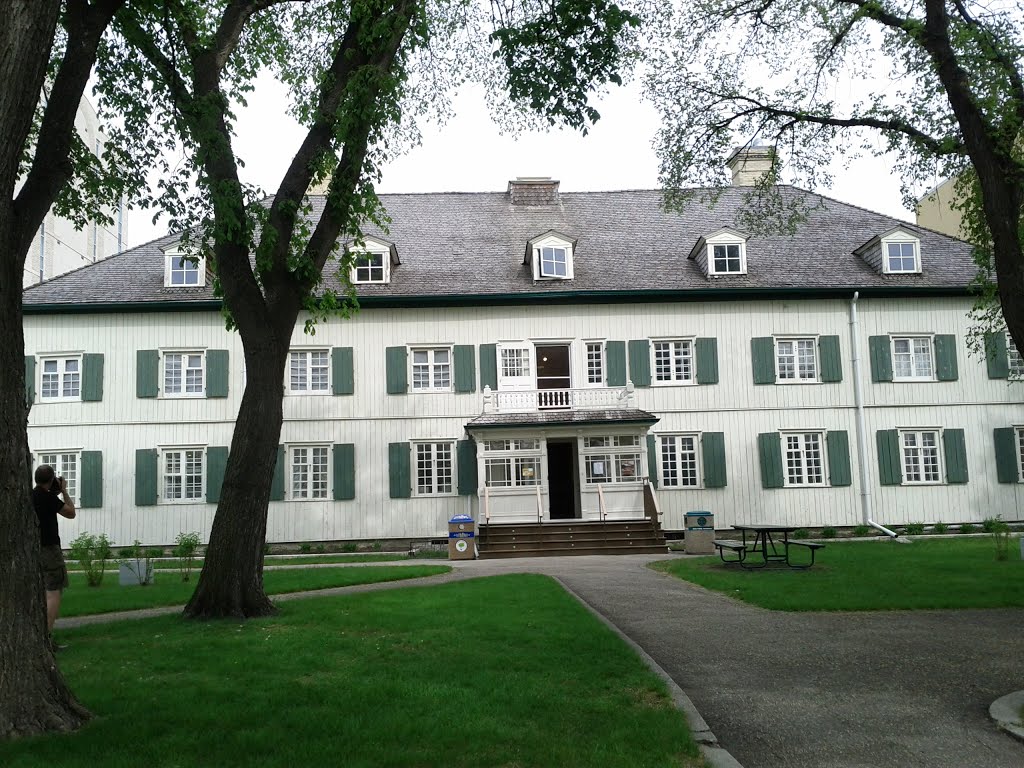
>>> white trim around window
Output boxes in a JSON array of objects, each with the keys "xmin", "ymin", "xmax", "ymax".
[
  {"xmin": 1016, "ymin": 426, "xmax": 1024, "ymax": 482},
  {"xmin": 582, "ymin": 435, "xmax": 642, "ymax": 485},
  {"xmin": 37, "ymin": 450, "xmax": 81, "ymax": 505},
  {"xmin": 1007, "ymin": 334, "xmax": 1024, "ymax": 379},
  {"xmin": 287, "ymin": 349, "xmax": 330, "ymax": 394},
  {"xmin": 162, "ymin": 350, "xmax": 205, "ymax": 398},
  {"xmin": 350, "ymin": 250, "xmax": 390, "ymax": 284},
  {"xmin": 39, "ymin": 355, "xmax": 82, "ymax": 401},
  {"xmin": 530, "ymin": 234, "xmax": 575, "ymax": 281},
  {"xmin": 706, "ymin": 234, "xmax": 747, "ymax": 276},
  {"xmin": 891, "ymin": 335, "xmax": 935, "ymax": 381},
  {"xmin": 782, "ymin": 431, "xmax": 826, "ymax": 487},
  {"xmin": 659, "ymin": 434, "xmax": 701, "ymax": 489},
  {"xmin": 410, "ymin": 347, "xmax": 452, "ymax": 392},
  {"xmin": 775, "ymin": 337, "xmax": 819, "ymax": 383},
  {"xmin": 413, "ymin": 440, "xmax": 455, "ymax": 496},
  {"xmin": 899, "ymin": 429, "xmax": 943, "ymax": 484},
  {"xmin": 584, "ymin": 340, "xmax": 605, "ymax": 387},
  {"xmin": 164, "ymin": 250, "xmax": 206, "ymax": 287},
  {"xmin": 160, "ymin": 446, "xmax": 206, "ymax": 503},
  {"xmin": 881, "ymin": 232, "xmax": 921, "ymax": 274},
  {"xmin": 288, "ymin": 443, "xmax": 331, "ymax": 500},
  {"xmin": 482, "ymin": 438, "xmax": 542, "ymax": 489},
  {"xmin": 651, "ymin": 338, "xmax": 695, "ymax": 385}
]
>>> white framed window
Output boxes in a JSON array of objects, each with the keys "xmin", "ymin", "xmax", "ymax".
[
  {"xmin": 585, "ymin": 341, "xmax": 604, "ymax": 386},
  {"xmin": 39, "ymin": 356, "xmax": 81, "ymax": 401},
  {"xmin": 900, "ymin": 430, "xmax": 942, "ymax": 484},
  {"xmin": 483, "ymin": 439, "xmax": 542, "ymax": 488},
  {"xmin": 540, "ymin": 246, "xmax": 568, "ymax": 278},
  {"xmin": 161, "ymin": 448, "xmax": 205, "ymax": 502},
  {"xmin": 892, "ymin": 336, "xmax": 934, "ymax": 380},
  {"xmin": 1007, "ymin": 335, "xmax": 1024, "ymax": 379},
  {"xmin": 776, "ymin": 338, "xmax": 818, "ymax": 382},
  {"xmin": 37, "ymin": 451, "xmax": 80, "ymax": 504},
  {"xmin": 711, "ymin": 243, "xmax": 743, "ymax": 274},
  {"xmin": 351, "ymin": 251, "xmax": 388, "ymax": 284},
  {"xmin": 652, "ymin": 340, "xmax": 694, "ymax": 384},
  {"xmin": 582, "ymin": 435, "xmax": 641, "ymax": 484},
  {"xmin": 289, "ymin": 444, "xmax": 330, "ymax": 500},
  {"xmin": 163, "ymin": 351, "xmax": 205, "ymax": 397},
  {"xmin": 881, "ymin": 233, "xmax": 921, "ymax": 274},
  {"xmin": 501, "ymin": 348, "xmax": 531, "ymax": 379},
  {"xmin": 659, "ymin": 435, "xmax": 700, "ymax": 488},
  {"xmin": 411, "ymin": 347, "xmax": 451, "ymax": 392},
  {"xmin": 783, "ymin": 432, "xmax": 826, "ymax": 486},
  {"xmin": 164, "ymin": 251, "xmax": 206, "ymax": 287},
  {"xmin": 288, "ymin": 349, "xmax": 330, "ymax": 393},
  {"xmin": 528, "ymin": 232, "xmax": 575, "ymax": 280},
  {"xmin": 414, "ymin": 441, "xmax": 454, "ymax": 495}
]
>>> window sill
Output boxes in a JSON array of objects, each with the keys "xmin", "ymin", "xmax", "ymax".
[
  {"xmin": 651, "ymin": 380, "xmax": 697, "ymax": 387},
  {"xmin": 286, "ymin": 390, "xmax": 332, "ymax": 396},
  {"xmin": 38, "ymin": 398, "xmax": 82, "ymax": 404},
  {"xmin": 900, "ymin": 481, "xmax": 945, "ymax": 486},
  {"xmin": 287, "ymin": 497, "xmax": 332, "ymax": 502},
  {"xmin": 159, "ymin": 498, "xmax": 206, "ymax": 505},
  {"xmin": 782, "ymin": 484, "xmax": 829, "ymax": 489},
  {"xmin": 892, "ymin": 377, "xmax": 938, "ymax": 383},
  {"xmin": 412, "ymin": 492, "xmax": 457, "ymax": 498},
  {"xmin": 410, "ymin": 388, "xmax": 454, "ymax": 394},
  {"xmin": 160, "ymin": 393, "xmax": 206, "ymax": 399},
  {"xmin": 775, "ymin": 379, "xmax": 821, "ymax": 385},
  {"xmin": 660, "ymin": 485, "xmax": 703, "ymax": 491}
]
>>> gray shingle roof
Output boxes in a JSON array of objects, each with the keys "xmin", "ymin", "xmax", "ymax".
[{"xmin": 22, "ymin": 185, "xmax": 977, "ymax": 310}]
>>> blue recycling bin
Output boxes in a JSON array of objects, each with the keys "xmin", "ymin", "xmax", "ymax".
[
  {"xmin": 448, "ymin": 513, "xmax": 476, "ymax": 560},
  {"xmin": 684, "ymin": 511, "xmax": 715, "ymax": 554}
]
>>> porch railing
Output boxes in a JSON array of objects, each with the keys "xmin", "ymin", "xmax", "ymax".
[{"xmin": 482, "ymin": 383, "xmax": 635, "ymax": 414}]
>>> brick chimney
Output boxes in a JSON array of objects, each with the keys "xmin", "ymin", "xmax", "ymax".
[
  {"xmin": 726, "ymin": 143, "xmax": 776, "ymax": 186},
  {"xmin": 508, "ymin": 177, "xmax": 560, "ymax": 205}
]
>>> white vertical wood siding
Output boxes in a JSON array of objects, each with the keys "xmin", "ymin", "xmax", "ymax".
[{"xmin": 24, "ymin": 296, "xmax": 1024, "ymax": 545}]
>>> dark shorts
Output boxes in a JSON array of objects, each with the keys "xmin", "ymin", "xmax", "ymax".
[{"xmin": 40, "ymin": 544, "xmax": 69, "ymax": 591}]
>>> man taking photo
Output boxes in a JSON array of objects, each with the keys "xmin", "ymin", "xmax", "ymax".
[{"xmin": 33, "ymin": 464, "xmax": 76, "ymax": 651}]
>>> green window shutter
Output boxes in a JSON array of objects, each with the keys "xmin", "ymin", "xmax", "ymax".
[
  {"xmin": 454, "ymin": 345, "xmax": 476, "ymax": 393},
  {"xmin": 457, "ymin": 439, "xmax": 478, "ymax": 495},
  {"xmin": 942, "ymin": 429, "xmax": 969, "ymax": 484},
  {"xmin": 702, "ymin": 432, "xmax": 727, "ymax": 488},
  {"xmin": 332, "ymin": 347, "xmax": 354, "ymax": 395},
  {"xmin": 206, "ymin": 446, "xmax": 229, "ymax": 503},
  {"xmin": 818, "ymin": 336, "xmax": 843, "ymax": 383},
  {"xmin": 385, "ymin": 347, "xmax": 407, "ymax": 394},
  {"xmin": 136, "ymin": 350, "xmax": 159, "ymax": 398},
  {"xmin": 80, "ymin": 451, "xmax": 103, "ymax": 508},
  {"xmin": 751, "ymin": 338, "xmax": 776, "ymax": 384},
  {"xmin": 934, "ymin": 335, "xmax": 959, "ymax": 381},
  {"xmin": 646, "ymin": 434, "xmax": 658, "ymax": 489},
  {"xmin": 206, "ymin": 350, "xmax": 229, "ymax": 398},
  {"xmin": 994, "ymin": 428, "xmax": 1020, "ymax": 483},
  {"xmin": 606, "ymin": 341, "xmax": 626, "ymax": 386},
  {"xmin": 82, "ymin": 353, "xmax": 104, "ymax": 401},
  {"xmin": 868, "ymin": 336, "xmax": 893, "ymax": 382},
  {"xmin": 695, "ymin": 338, "xmax": 719, "ymax": 385},
  {"xmin": 389, "ymin": 442, "xmax": 411, "ymax": 499},
  {"xmin": 628, "ymin": 339, "xmax": 651, "ymax": 387},
  {"xmin": 333, "ymin": 443, "xmax": 355, "ymax": 500},
  {"xmin": 757, "ymin": 432, "xmax": 784, "ymax": 488},
  {"xmin": 24, "ymin": 355, "xmax": 35, "ymax": 406},
  {"xmin": 270, "ymin": 445, "xmax": 285, "ymax": 501},
  {"xmin": 479, "ymin": 344, "xmax": 498, "ymax": 390},
  {"xmin": 984, "ymin": 333, "xmax": 1009, "ymax": 379},
  {"xmin": 876, "ymin": 430, "xmax": 902, "ymax": 486},
  {"xmin": 135, "ymin": 448, "xmax": 158, "ymax": 506},
  {"xmin": 826, "ymin": 431, "xmax": 852, "ymax": 487}
]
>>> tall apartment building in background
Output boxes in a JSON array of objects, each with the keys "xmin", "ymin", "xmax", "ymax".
[{"xmin": 22, "ymin": 95, "xmax": 125, "ymax": 287}]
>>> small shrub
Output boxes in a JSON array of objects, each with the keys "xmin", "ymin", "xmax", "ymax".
[
  {"xmin": 989, "ymin": 516, "xmax": 1011, "ymax": 561},
  {"xmin": 117, "ymin": 540, "xmax": 156, "ymax": 586},
  {"xmin": 905, "ymin": 522, "xmax": 926, "ymax": 535},
  {"xmin": 959, "ymin": 523, "xmax": 977, "ymax": 534},
  {"xmin": 172, "ymin": 531, "xmax": 201, "ymax": 582},
  {"xmin": 820, "ymin": 526, "xmax": 837, "ymax": 539},
  {"xmin": 852, "ymin": 524, "xmax": 871, "ymax": 537},
  {"xmin": 370, "ymin": 541, "xmax": 383, "ymax": 552},
  {"xmin": 314, "ymin": 544, "xmax": 325, "ymax": 554},
  {"xmin": 263, "ymin": 543, "xmax": 272, "ymax": 555},
  {"xmin": 932, "ymin": 521, "xmax": 948, "ymax": 534},
  {"xmin": 299, "ymin": 543, "xmax": 312, "ymax": 554},
  {"xmin": 69, "ymin": 532, "xmax": 113, "ymax": 587},
  {"xmin": 793, "ymin": 528, "xmax": 809, "ymax": 540},
  {"xmin": 341, "ymin": 542, "xmax": 358, "ymax": 553},
  {"xmin": 982, "ymin": 517, "xmax": 1001, "ymax": 533}
]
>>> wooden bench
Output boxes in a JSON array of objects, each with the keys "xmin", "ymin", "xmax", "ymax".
[
  {"xmin": 786, "ymin": 541, "xmax": 825, "ymax": 568},
  {"xmin": 713, "ymin": 539, "xmax": 747, "ymax": 566}
]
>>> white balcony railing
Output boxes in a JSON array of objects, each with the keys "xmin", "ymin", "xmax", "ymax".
[{"xmin": 482, "ymin": 384, "xmax": 635, "ymax": 414}]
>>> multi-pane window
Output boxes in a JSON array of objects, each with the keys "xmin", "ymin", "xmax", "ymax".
[
  {"xmin": 784, "ymin": 432, "xmax": 825, "ymax": 486},
  {"xmin": 163, "ymin": 448, "xmax": 204, "ymax": 501},
  {"xmin": 892, "ymin": 337, "xmax": 934, "ymax": 379},
  {"xmin": 483, "ymin": 438, "xmax": 542, "ymax": 488},
  {"xmin": 164, "ymin": 352, "xmax": 204, "ymax": 396},
  {"xmin": 653, "ymin": 340, "xmax": 694, "ymax": 383},
  {"xmin": 586, "ymin": 342, "xmax": 604, "ymax": 385},
  {"xmin": 412, "ymin": 348, "xmax": 451, "ymax": 391},
  {"xmin": 1008, "ymin": 335, "xmax": 1024, "ymax": 379},
  {"xmin": 500, "ymin": 348, "xmax": 531, "ymax": 379},
  {"xmin": 539, "ymin": 246, "xmax": 568, "ymax": 278},
  {"xmin": 167, "ymin": 254, "xmax": 202, "ymax": 286},
  {"xmin": 583, "ymin": 435, "xmax": 641, "ymax": 484},
  {"xmin": 290, "ymin": 445, "xmax": 329, "ymax": 500},
  {"xmin": 885, "ymin": 241, "xmax": 919, "ymax": 273},
  {"xmin": 776, "ymin": 338, "xmax": 817, "ymax": 381},
  {"xmin": 660, "ymin": 435, "xmax": 699, "ymax": 488},
  {"xmin": 901, "ymin": 430, "xmax": 941, "ymax": 483},
  {"xmin": 39, "ymin": 452, "xmax": 79, "ymax": 504},
  {"xmin": 353, "ymin": 252, "xmax": 386, "ymax": 283},
  {"xmin": 415, "ymin": 441, "xmax": 453, "ymax": 495},
  {"xmin": 711, "ymin": 243, "xmax": 743, "ymax": 273},
  {"xmin": 40, "ymin": 357, "xmax": 81, "ymax": 400},
  {"xmin": 289, "ymin": 350, "xmax": 330, "ymax": 393}
]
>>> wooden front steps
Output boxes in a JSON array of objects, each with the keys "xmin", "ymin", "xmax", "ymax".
[{"xmin": 477, "ymin": 519, "xmax": 668, "ymax": 559}]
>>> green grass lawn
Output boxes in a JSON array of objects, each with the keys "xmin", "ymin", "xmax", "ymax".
[
  {"xmin": 66, "ymin": 551, "xmax": 446, "ymax": 572},
  {"xmin": 3, "ymin": 575, "xmax": 702, "ymax": 768},
  {"xmin": 651, "ymin": 538, "xmax": 1024, "ymax": 611},
  {"xmin": 60, "ymin": 565, "xmax": 450, "ymax": 617}
]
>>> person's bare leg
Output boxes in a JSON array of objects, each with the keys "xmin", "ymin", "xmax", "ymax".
[{"xmin": 46, "ymin": 589, "xmax": 62, "ymax": 633}]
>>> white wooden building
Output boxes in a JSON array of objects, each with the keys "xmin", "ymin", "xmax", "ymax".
[{"xmin": 22, "ymin": 154, "xmax": 1024, "ymax": 547}]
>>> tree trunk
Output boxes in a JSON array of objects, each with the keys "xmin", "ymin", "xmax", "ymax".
[{"xmin": 182, "ymin": 333, "xmax": 291, "ymax": 619}]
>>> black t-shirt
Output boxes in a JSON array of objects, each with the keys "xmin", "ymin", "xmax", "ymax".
[{"xmin": 33, "ymin": 487, "xmax": 66, "ymax": 547}]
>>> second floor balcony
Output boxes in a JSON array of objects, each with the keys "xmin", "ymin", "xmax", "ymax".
[{"xmin": 481, "ymin": 383, "xmax": 636, "ymax": 414}]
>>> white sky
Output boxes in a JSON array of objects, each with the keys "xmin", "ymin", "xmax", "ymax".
[{"xmin": 123, "ymin": 73, "xmax": 914, "ymax": 249}]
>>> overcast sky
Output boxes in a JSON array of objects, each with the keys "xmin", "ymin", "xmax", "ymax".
[{"xmin": 123, "ymin": 72, "xmax": 915, "ymax": 249}]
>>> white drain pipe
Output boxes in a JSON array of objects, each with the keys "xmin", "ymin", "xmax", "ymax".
[{"xmin": 849, "ymin": 292, "xmax": 898, "ymax": 538}]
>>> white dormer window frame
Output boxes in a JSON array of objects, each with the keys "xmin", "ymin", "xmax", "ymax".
[
  {"xmin": 529, "ymin": 233, "xmax": 575, "ymax": 281},
  {"xmin": 705, "ymin": 231, "xmax": 748, "ymax": 276},
  {"xmin": 163, "ymin": 248, "xmax": 206, "ymax": 287},
  {"xmin": 881, "ymin": 231, "xmax": 921, "ymax": 274},
  {"xmin": 350, "ymin": 248, "xmax": 390, "ymax": 284}
]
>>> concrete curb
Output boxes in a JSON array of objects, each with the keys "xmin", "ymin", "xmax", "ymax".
[
  {"xmin": 553, "ymin": 576, "xmax": 743, "ymax": 768},
  {"xmin": 989, "ymin": 690, "xmax": 1024, "ymax": 744}
]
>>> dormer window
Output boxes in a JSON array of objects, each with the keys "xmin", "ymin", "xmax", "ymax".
[
  {"xmin": 347, "ymin": 236, "xmax": 398, "ymax": 285},
  {"xmin": 353, "ymin": 251, "xmax": 387, "ymax": 283},
  {"xmin": 688, "ymin": 227, "xmax": 749, "ymax": 277},
  {"xmin": 525, "ymin": 231, "xmax": 576, "ymax": 281},
  {"xmin": 163, "ymin": 248, "xmax": 206, "ymax": 287},
  {"xmin": 856, "ymin": 228, "xmax": 922, "ymax": 275},
  {"xmin": 712, "ymin": 243, "xmax": 743, "ymax": 274}
]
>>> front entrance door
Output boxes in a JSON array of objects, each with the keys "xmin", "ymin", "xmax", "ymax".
[
  {"xmin": 536, "ymin": 344, "xmax": 571, "ymax": 409},
  {"xmin": 547, "ymin": 439, "xmax": 578, "ymax": 520}
]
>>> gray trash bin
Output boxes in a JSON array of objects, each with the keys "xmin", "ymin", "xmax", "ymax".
[{"xmin": 684, "ymin": 511, "xmax": 715, "ymax": 555}]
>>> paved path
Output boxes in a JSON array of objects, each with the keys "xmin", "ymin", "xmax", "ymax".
[{"xmin": 59, "ymin": 554, "xmax": 1024, "ymax": 767}]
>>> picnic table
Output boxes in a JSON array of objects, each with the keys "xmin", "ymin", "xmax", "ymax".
[{"xmin": 713, "ymin": 524, "xmax": 824, "ymax": 569}]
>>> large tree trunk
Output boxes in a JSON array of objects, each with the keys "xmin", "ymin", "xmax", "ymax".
[{"xmin": 183, "ymin": 333, "xmax": 292, "ymax": 619}]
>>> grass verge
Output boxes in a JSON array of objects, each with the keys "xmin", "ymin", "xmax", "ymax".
[
  {"xmin": 4, "ymin": 575, "xmax": 702, "ymax": 768},
  {"xmin": 60, "ymin": 565, "xmax": 450, "ymax": 617},
  {"xmin": 66, "ymin": 551, "xmax": 448, "ymax": 572},
  {"xmin": 652, "ymin": 538, "xmax": 1024, "ymax": 611}
]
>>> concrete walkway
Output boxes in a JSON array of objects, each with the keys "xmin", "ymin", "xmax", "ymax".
[{"xmin": 58, "ymin": 553, "xmax": 1024, "ymax": 767}]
